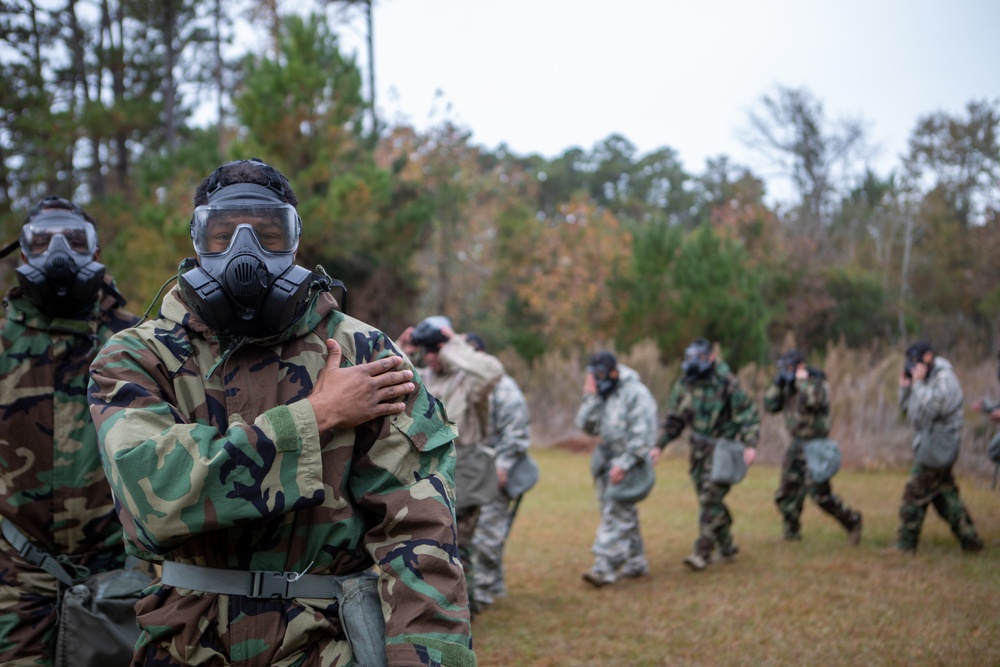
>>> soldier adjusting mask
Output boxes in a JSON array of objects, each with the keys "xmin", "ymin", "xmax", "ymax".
[
  {"xmin": 587, "ymin": 351, "xmax": 619, "ymax": 398},
  {"xmin": 681, "ymin": 339, "xmax": 714, "ymax": 381},
  {"xmin": 17, "ymin": 210, "xmax": 105, "ymax": 318},
  {"xmin": 179, "ymin": 182, "xmax": 316, "ymax": 337}
]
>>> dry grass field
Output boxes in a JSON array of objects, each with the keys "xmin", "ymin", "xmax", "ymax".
[{"xmin": 470, "ymin": 447, "xmax": 1000, "ymax": 667}]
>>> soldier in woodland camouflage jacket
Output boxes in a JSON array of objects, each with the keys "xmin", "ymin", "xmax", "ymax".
[
  {"xmin": 465, "ymin": 333, "xmax": 532, "ymax": 610},
  {"xmin": 576, "ymin": 352, "xmax": 657, "ymax": 588},
  {"xmin": 652, "ymin": 338, "xmax": 759, "ymax": 572},
  {"xmin": 763, "ymin": 349, "xmax": 862, "ymax": 543},
  {"xmin": 87, "ymin": 159, "xmax": 476, "ymax": 667},
  {"xmin": 0, "ymin": 198, "xmax": 138, "ymax": 665},
  {"xmin": 896, "ymin": 341, "xmax": 983, "ymax": 554}
]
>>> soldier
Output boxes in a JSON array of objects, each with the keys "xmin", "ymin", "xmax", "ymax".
[
  {"xmin": 88, "ymin": 158, "xmax": 475, "ymax": 666},
  {"xmin": 763, "ymin": 349, "xmax": 863, "ymax": 544},
  {"xmin": 576, "ymin": 351, "xmax": 657, "ymax": 588},
  {"xmin": 896, "ymin": 341, "xmax": 984, "ymax": 554},
  {"xmin": 465, "ymin": 333, "xmax": 533, "ymax": 611},
  {"xmin": 397, "ymin": 318, "xmax": 504, "ymax": 615},
  {"xmin": 0, "ymin": 197, "xmax": 139, "ymax": 665},
  {"xmin": 651, "ymin": 338, "xmax": 759, "ymax": 572}
]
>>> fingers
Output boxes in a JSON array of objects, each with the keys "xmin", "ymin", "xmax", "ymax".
[{"xmin": 326, "ymin": 339, "xmax": 342, "ymax": 370}]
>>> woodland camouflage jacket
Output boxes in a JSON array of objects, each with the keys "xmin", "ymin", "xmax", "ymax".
[
  {"xmin": 762, "ymin": 369, "xmax": 831, "ymax": 440},
  {"xmin": 88, "ymin": 264, "xmax": 473, "ymax": 665},
  {"xmin": 660, "ymin": 362, "xmax": 761, "ymax": 449},
  {"xmin": 0, "ymin": 279, "xmax": 136, "ymax": 564}
]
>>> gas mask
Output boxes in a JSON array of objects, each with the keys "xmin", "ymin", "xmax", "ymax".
[
  {"xmin": 16, "ymin": 211, "xmax": 105, "ymax": 318},
  {"xmin": 681, "ymin": 339, "xmax": 714, "ymax": 381},
  {"xmin": 587, "ymin": 352, "xmax": 619, "ymax": 398},
  {"xmin": 178, "ymin": 183, "xmax": 315, "ymax": 338}
]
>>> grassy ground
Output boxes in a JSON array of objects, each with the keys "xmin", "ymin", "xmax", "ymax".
[{"xmin": 471, "ymin": 447, "xmax": 1000, "ymax": 667}]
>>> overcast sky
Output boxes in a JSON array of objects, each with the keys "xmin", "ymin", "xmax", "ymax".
[{"xmin": 322, "ymin": 0, "xmax": 999, "ymax": 201}]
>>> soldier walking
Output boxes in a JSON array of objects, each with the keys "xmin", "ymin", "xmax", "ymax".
[
  {"xmin": 651, "ymin": 338, "xmax": 759, "ymax": 572},
  {"xmin": 577, "ymin": 351, "xmax": 657, "ymax": 587},
  {"xmin": 764, "ymin": 349, "xmax": 863, "ymax": 544}
]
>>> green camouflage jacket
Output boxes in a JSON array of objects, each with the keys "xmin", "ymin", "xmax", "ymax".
[
  {"xmin": 762, "ymin": 368, "xmax": 831, "ymax": 440},
  {"xmin": 660, "ymin": 362, "xmax": 760, "ymax": 449},
  {"xmin": 0, "ymin": 279, "xmax": 136, "ymax": 565},
  {"xmin": 88, "ymin": 263, "xmax": 473, "ymax": 666}
]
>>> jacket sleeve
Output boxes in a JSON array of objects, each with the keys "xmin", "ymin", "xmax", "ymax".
[
  {"xmin": 729, "ymin": 381, "xmax": 761, "ymax": 448},
  {"xmin": 762, "ymin": 380, "xmax": 786, "ymax": 414},
  {"xmin": 489, "ymin": 378, "xmax": 532, "ymax": 473},
  {"xmin": 575, "ymin": 393, "xmax": 604, "ymax": 435},
  {"xmin": 88, "ymin": 333, "xmax": 325, "ymax": 555},
  {"xmin": 349, "ymin": 371, "xmax": 474, "ymax": 666},
  {"xmin": 612, "ymin": 384, "xmax": 657, "ymax": 471},
  {"xmin": 659, "ymin": 380, "xmax": 688, "ymax": 448},
  {"xmin": 438, "ymin": 335, "xmax": 504, "ymax": 404}
]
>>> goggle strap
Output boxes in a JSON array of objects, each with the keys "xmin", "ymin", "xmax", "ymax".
[{"xmin": 0, "ymin": 238, "xmax": 20, "ymax": 259}]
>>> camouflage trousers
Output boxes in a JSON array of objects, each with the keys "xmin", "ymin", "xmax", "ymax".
[
  {"xmin": 456, "ymin": 506, "xmax": 482, "ymax": 612},
  {"xmin": 131, "ymin": 585, "xmax": 356, "ymax": 666},
  {"xmin": 775, "ymin": 440, "xmax": 860, "ymax": 538},
  {"xmin": 472, "ymin": 490, "xmax": 516, "ymax": 607},
  {"xmin": 0, "ymin": 543, "xmax": 59, "ymax": 666},
  {"xmin": 690, "ymin": 449, "xmax": 736, "ymax": 560},
  {"xmin": 897, "ymin": 463, "xmax": 982, "ymax": 552},
  {"xmin": 590, "ymin": 478, "xmax": 648, "ymax": 577}
]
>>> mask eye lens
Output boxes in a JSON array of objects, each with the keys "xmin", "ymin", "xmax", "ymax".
[{"xmin": 193, "ymin": 205, "xmax": 298, "ymax": 254}]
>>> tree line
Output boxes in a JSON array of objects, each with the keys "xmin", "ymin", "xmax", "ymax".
[{"xmin": 2, "ymin": 3, "xmax": 999, "ymax": 368}]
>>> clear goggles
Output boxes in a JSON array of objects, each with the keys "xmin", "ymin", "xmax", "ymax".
[
  {"xmin": 20, "ymin": 213, "xmax": 98, "ymax": 257},
  {"xmin": 191, "ymin": 203, "xmax": 301, "ymax": 255}
]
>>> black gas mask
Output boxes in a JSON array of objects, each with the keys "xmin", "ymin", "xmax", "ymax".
[
  {"xmin": 179, "ymin": 182, "xmax": 315, "ymax": 338},
  {"xmin": 681, "ymin": 339, "xmax": 714, "ymax": 381},
  {"xmin": 587, "ymin": 351, "xmax": 619, "ymax": 398},
  {"xmin": 776, "ymin": 349, "xmax": 805, "ymax": 388},
  {"xmin": 16, "ymin": 211, "xmax": 105, "ymax": 318}
]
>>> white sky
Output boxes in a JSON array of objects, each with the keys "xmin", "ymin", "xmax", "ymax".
[{"xmin": 324, "ymin": 0, "xmax": 999, "ymax": 202}]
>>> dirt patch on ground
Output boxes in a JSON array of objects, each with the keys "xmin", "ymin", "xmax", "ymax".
[{"xmin": 549, "ymin": 435, "xmax": 599, "ymax": 454}]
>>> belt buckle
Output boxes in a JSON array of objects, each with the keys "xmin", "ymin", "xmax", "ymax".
[{"xmin": 247, "ymin": 570, "xmax": 294, "ymax": 599}]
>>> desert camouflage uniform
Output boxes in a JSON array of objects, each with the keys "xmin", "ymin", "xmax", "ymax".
[
  {"xmin": 897, "ymin": 356, "xmax": 982, "ymax": 552},
  {"xmin": 575, "ymin": 365, "xmax": 657, "ymax": 580},
  {"xmin": 472, "ymin": 374, "xmax": 530, "ymax": 607},
  {"xmin": 88, "ymin": 262, "xmax": 475, "ymax": 667},
  {"xmin": 416, "ymin": 335, "xmax": 503, "ymax": 613},
  {"xmin": 659, "ymin": 362, "xmax": 759, "ymax": 561},
  {"xmin": 0, "ymin": 279, "xmax": 137, "ymax": 666},
  {"xmin": 763, "ymin": 369, "xmax": 861, "ymax": 539}
]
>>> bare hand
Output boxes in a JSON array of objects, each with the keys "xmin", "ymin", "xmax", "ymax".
[
  {"xmin": 583, "ymin": 373, "xmax": 596, "ymax": 395},
  {"xmin": 649, "ymin": 448, "xmax": 661, "ymax": 465},
  {"xmin": 743, "ymin": 447, "xmax": 757, "ymax": 467},
  {"xmin": 397, "ymin": 326, "xmax": 418, "ymax": 356},
  {"xmin": 990, "ymin": 408, "xmax": 1000, "ymax": 423},
  {"xmin": 497, "ymin": 466, "xmax": 508, "ymax": 488},
  {"xmin": 972, "ymin": 399, "xmax": 984, "ymax": 412},
  {"xmin": 609, "ymin": 465, "xmax": 626, "ymax": 485},
  {"xmin": 899, "ymin": 373, "xmax": 911, "ymax": 388},
  {"xmin": 307, "ymin": 339, "xmax": 415, "ymax": 432}
]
